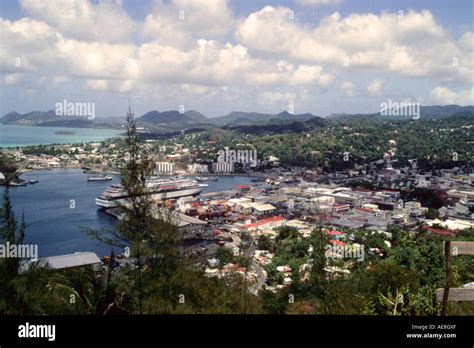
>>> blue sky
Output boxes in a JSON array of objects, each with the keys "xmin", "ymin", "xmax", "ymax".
[{"xmin": 1, "ymin": 0, "xmax": 473, "ymax": 118}]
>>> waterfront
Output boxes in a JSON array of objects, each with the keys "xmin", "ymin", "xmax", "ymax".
[
  {"xmin": 1, "ymin": 169, "xmax": 253, "ymax": 257},
  {"xmin": 0, "ymin": 125, "xmax": 122, "ymax": 148}
]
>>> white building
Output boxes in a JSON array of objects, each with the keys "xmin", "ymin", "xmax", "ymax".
[
  {"xmin": 155, "ymin": 161, "xmax": 175, "ymax": 174},
  {"xmin": 29, "ymin": 252, "xmax": 102, "ymax": 272},
  {"xmin": 187, "ymin": 163, "xmax": 209, "ymax": 174},
  {"xmin": 266, "ymin": 155, "xmax": 279, "ymax": 165},
  {"xmin": 212, "ymin": 162, "xmax": 234, "ymax": 173},
  {"xmin": 416, "ymin": 176, "xmax": 431, "ymax": 188}
]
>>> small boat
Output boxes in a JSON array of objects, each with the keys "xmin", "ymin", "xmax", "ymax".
[
  {"xmin": 29, "ymin": 179, "xmax": 39, "ymax": 184},
  {"xmin": 196, "ymin": 176, "xmax": 218, "ymax": 182},
  {"xmin": 251, "ymin": 178, "xmax": 265, "ymax": 182},
  {"xmin": 88, "ymin": 175, "xmax": 113, "ymax": 182},
  {"xmin": 54, "ymin": 130, "xmax": 75, "ymax": 135}
]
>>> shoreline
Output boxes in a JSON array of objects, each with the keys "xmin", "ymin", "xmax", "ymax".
[
  {"xmin": 15, "ymin": 166, "xmax": 268, "ymax": 179},
  {"xmin": 3, "ymin": 167, "xmax": 263, "ymax": 189}
]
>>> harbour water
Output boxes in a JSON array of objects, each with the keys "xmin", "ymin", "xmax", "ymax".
[
  {"xmin": 0, "ymin": 125, "xmax": 122, "ymax": 148},
  {"xmin": 2, "ymin": 169, "xmax": 253, "ymax": 257}
]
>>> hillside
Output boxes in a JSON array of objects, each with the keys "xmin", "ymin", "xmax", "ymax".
[
  {"xmin": 211, "ymin": 110, "xmax": 318, "ymax": 125},
  {"xmin": 1, "ymin": 110, "xmax": 58, "ymax": 124},
  {"xmin": 3, "ymin": 105, "xmax": 472, "ymax": 130},
  {"xmin": 137, "ymin": 110, "xmax": 191, "ymax": 125},
  {"xmin": 327, "ymin": 105, "xmax": 474, "ymax": 121},
  {"xmin": 222, "ymin": 115, "xmax": 328, "ymax": 135}
]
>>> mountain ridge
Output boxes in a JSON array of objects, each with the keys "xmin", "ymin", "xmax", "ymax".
[{"xmin": 2, "ymin": 105, "xmax": 473, "ymax": 128}]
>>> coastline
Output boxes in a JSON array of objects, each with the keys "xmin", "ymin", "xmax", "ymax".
[{"xmin": 15, "ymin": 165, "xmax": 268, "ymax": 179}]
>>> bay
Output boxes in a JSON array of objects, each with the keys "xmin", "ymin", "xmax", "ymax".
[{"xmin": 2, "ymin": 169, "xmax": 253, "ymax": 258}]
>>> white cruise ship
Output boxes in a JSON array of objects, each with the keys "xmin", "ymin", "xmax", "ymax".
[
  {"xmin": 88, "ymin": 175, "xmax": 113, "ymax": 182},
  {"xmin": 95, "ymin": 177, "xmax": 207, "ymax": 209}
]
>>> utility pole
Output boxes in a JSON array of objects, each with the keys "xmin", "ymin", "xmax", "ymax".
[{"xmin": 441, "ymin": 240, "xmax": 452, "ymax": 316}]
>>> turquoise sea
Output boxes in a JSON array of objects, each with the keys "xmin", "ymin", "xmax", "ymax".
[{"xmin": 0, "ymin": 124, "xmax": 123, "ymax": 148}]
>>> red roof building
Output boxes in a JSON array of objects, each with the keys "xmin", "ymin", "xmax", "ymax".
[
  {"xmin": 328, "ymin": 230, "xmax": 345, "ymax": 236},
  {"xmin": 421, "ymin": 225, "xmax": 456, "ymax": 237},
  {"xmin": 243, "ymin": 216, "xmax": 286, "ymax": 231}
]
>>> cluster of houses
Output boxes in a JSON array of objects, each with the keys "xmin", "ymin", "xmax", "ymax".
[{"xmin": 170, "ymin": 165, "xmax": 473, "ymax": 289}]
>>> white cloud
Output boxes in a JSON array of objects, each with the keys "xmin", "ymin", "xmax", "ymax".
[
  {"xmin": 2, "ymin": 1, "xmax": 473, "ymax": 116},
  {"xmin": 340, "ymin": 81, "xmax": 354, "ymax": 96},
  {"xmin": 55, "ymin": 39, "xmax": 137, "ymax": 79},
  {"xmin": 142, "ymin": 0, "xmax": 234, "ymax": 47},
  {"xmin": 236, "ymin": 7, "xmax": 473, "ymax": 83},
  {"xmin": 112, "ymin": 79, "xmax": 135, "ymax": 93},
  {"xmin": 430, "ymin": 86, "xmax": 474, "ymax": 106},
  {"xmin": 290, "ymin": 65, "xmax": 333, "ymax": 86},
  {"xmin": 459, "ymin": 31, "xmax": 474, "ymax": 49},
  {"xmin": 0, "ymin": 18, "xmax": 58, "ymax": 74},
  {"xmin": 0, "ymin": 11, "xmax": 335, "ymax": 97},
  {"xmin": 259, "ymin": 92, "xmax": 296, "ymax": 105},
  {"xmin": 172, "ymin": 0, "xmax": 234, "ymax": 37},
  {"xmin": 20, "ymin": 0, "xmax": 135, "ymax": 43},
  {"xmin": 137, "ymin": 40, "xmax": 333, "ymax": 88},
  {"xmin": 180, "ymin": 84, "xmax": 211, "ymax": 95},
  {"xmin": 3, "ymin": 73, "xmax": 24, "ymax": 86},
  {"xmin": 367, "ymin": 79, "xmax": 383, "ymax": 96},
  {"xmin": 53, "ymin": 76, "xmax": 68, "ymax": 86},
  {"xmin": 86, "ymin": 79, "xmax": 108, "ymax": 91},
  {"xmin": 235, "ymin": 6, "xmax": 304, "ymax": 56}
]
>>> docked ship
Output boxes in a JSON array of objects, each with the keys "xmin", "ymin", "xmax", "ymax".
[
  {"xmin": 195, "ymin": 176, "xmax": 218, "ymax": 182},
  {"xmin": 95, "ymin": 177, "xmax": 207, "ymax": 209},
  {"xmin": 88, "ymin": 175, "xmax": 113, "ymax": 182}
]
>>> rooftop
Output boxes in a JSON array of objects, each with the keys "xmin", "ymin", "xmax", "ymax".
[{"xmin": 40, "ymin": 252, "xmax": 101, "ymax": 270}]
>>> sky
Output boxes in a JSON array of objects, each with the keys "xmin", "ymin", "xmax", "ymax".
[{"xmin": 0, "ymin": 0, "xmax": 473, "ymax": 118}]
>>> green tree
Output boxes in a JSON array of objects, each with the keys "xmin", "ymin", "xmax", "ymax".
[
  {"xmin": 216, "ymin": 247, "xmax": 234, "ymax": 267},
  {"xmin": 426, "ymin": 208, "xmax": 440, "ymax": 220},
  {"xmin": 257, "ymin": 235, "xmax": 273, "ymax": 251},
  {"xmin": 308, "ymin": 226, "xmax": 330, "ymax": 303},
  {"xmin": 0, "ymin": 185, "xmax": 26, "ymax": 314},
  {"xmin": 261, "ymin": 289, "xmax": 289, "ymax": 314},
  {"xmin": 275, "ymin": 226, "xmax": 299, "ymax": 242}
]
